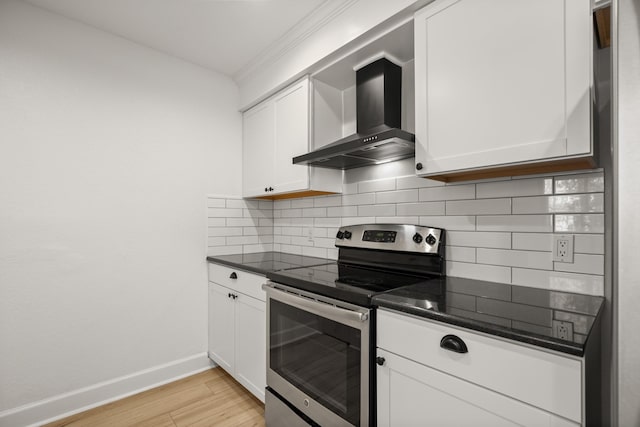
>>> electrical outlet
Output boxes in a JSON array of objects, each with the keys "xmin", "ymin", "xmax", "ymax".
[
  {"xmin": 553, "ymin": 320, "xmax": 574, "ymax": 340},
  {"xmin": 552, "ymin": 234, "xmax": 574, "ymax": 263},
  {"xmin": 307, "ymin": 228, "xmax": 314, "ymax": 242}
]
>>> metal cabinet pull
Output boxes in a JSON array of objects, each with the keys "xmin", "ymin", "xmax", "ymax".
[{"xmin": 440, "ymin": 334, "xmax": 468, "ymax": 354}]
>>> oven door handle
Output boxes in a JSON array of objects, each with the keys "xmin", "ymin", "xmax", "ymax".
[{"xmin": 262, "ymin": 283, "xmax": 369, "ymax": 326}]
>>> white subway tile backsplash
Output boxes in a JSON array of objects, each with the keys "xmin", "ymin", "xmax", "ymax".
[
  {"xmin": 574, "ymin": 234, "xmax": 604, "ymax": 254},
  {"xmin": 208, "ymin": 227, "xmax": 243, "ymax": 237},
  {"xmin": 342, "ymin": 193, "xmax": 375, "ymax": 206},
  {"xmin": 419, "ymin": 184, "xmax": 475, "ymax": 201},
  {"xmin": 555, "ymin": 214, "xmax": 605, "ymax": 233},
  {"xmin": 419, "ymin": 216, "xmax": 475, "ymax": 231},
  {"xmin": 342, "ymin": 216, "xmax": 376, "ymax": 226},
  {"xmin": 554, "ymin": 172, "xmax": 604, "ymax": 194},
  {"xmin": 244, "ymin": 243, "xmax": 274, "ymax": 254},
  {"xmin": 302, "ymin": 207, "xmax": 327, "ymax": 217},
  {"xmin": 314, "ymin": 217, "xmax": 342, "ymax": 228},
  {"xmin": 314, "ymin": 195, "xmax": 342, "ymax": 207},
  {"xmin": 314, "ymin": 237, "xmax": 336, "ymax": 249},
  {"xmin": 274, "ymin": 200, "xmax": 291, "ymax": 209},
  {"xmin": 376, "ymin": 189, "xmax": 419, "ymax": 204},
  {"xmin": 477, "ymin": 248, "xmax": 553, "ymax": 270},
  {"xmin": 291, "ymin": 198, "xmax": 314, "ymax": 208},
  {"xmin": 274, "ymin": 235, "xmax": 291, "ymax": 244},
  {"xmin": 208, "ymin": 208, "xmax": 242, "ymax": 218},
  {"xmin": 281, "ymin": 227, "xmax": 302, "ymax": 236},
  {"xmin": 227, "ymin": 236, "xmax": 260, "ymax": 246},
  {"xmin": 446, "ymin": 246, "xmax": 476, "ymax": 263},
  {"xmin": 207, "ymin": 236, "xmax": 226, "ymax": 247},
  {"xmin": 554, "ymin": 254, "xmax": 604, "ymax": 275},
  {"xmin": 245, "ymin": 208, "xmax": 273, "ymax": 219},
  {"xmin": 397, "ymin": 202, "xmax": 445, "ymax": 216},
  {"xmin": 327, "ymin": 206, "xmax": 358, "ymax": 217},
  {"xmin": 477, "ymin": 215, "xmax": 553, "ymax": 232},
  {"xmin": 207, "ymin": 170, "xmax": 604, "ymax": 296},
  {"xmin": 226, "ymin": 218, "xmax": 255, "ymax": 227},
  {"xmin": 207, "ymin": 198, "xmax": 226, "ymax": 208},
  {"xmin": 376, "ymin": 216, "xmax": 420, "ymax": 225},
  {"xmin": 207, "ymin": 218, "xmax": 225, "ymax": 227},
  {"xmin": 207, "ymin": 245, "xmax": 244, "ymax": 256},
  {"xmin": 476, "ymin": 178, "xmax": 553, "ymax": 198},
  {"xmin": 280, "ymin": 244, "xmax": 303, "ymax": 255},
  {"xmin": 446, "ymin": 231, "xmax": 511, "ymax": 248},
  {"xmin": 512, "ymin": 268, "xmax": 604, "ymax": 296},
  {"xmin": 358, "ymin": 204, "xmax": 396, "ymax": 217},
  {"xmin": 512, "ymin": 194, "xmax": 604, "ymax": 214},
  {"xmin": 446, "ymin": 261, "xmax": 511, "ymax": 283},
  {"xmin": 512, "ymin": 233, "xmax": 552, "ymax": 251},
  {"xmin": 303, "ymin": 246, "xmax": 328, "ymax": 258},
  {"xmin": 358, "ymin": 178, "xmax": 396, "ymax": 193},
  {"xmin": 446, "ymin": 198, "xmax": 511, "ymax": 215},
  {"xmin": 396, "ymin": 175, "xmax": 444, "ymax": 189},
  {"xmin": 281, "ymin": 209, "xmax": 302, "ymax": 218},
  {"xmin": 225, "ymin": 199, "xmax": 247, "ymax": 209}
]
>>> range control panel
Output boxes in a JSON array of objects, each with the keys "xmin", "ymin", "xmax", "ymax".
[{"xmin": 335, "ymin": 224, "xmax": 444, "ymax": 254}]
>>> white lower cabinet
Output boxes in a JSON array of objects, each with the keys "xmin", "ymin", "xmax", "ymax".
[
  {"xmin": 207, "ymin": 265, "xmax": 266, "ymax": 402},
  {"xmin": 377, "ymin": 349, "xmax": 577, "ymax": 427},
  {"xmin": 377, "ymin": 310, "xmax": 582, "ymax": 427}
]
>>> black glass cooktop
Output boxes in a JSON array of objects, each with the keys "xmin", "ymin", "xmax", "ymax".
[{"xmin": 266, "ymin": 262, "xmax": 443, "ymax": 307}]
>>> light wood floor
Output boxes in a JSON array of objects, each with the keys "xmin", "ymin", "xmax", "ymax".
[{"xmin": 43, "ymin": 368, "xmax": 265, "ymax": 427}]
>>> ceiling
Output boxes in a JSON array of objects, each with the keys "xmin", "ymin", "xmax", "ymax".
[{"xmin": 23, "ymin": 0, "xmax": 328, "ymax": 79}]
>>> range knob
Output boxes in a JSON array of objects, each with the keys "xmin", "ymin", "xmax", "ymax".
[
  {"xmin": 426, "ymin": 234, "xmax": 437, "ymax": 246},
  {"xmin": 336, "ymin": 231, "xmax": 344, "ymax": 239},
  {"xmin": 413, "ymin": 233, "xmax": 423, "ymax": 244},
  {"xmin": 344, "ymin": 230, "xmax": 352, "ymax": 240}
]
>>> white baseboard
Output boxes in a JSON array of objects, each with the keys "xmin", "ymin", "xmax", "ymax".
[{"xmin": 0, "ymin": 353, "xmax": 216, "ymax": 427}]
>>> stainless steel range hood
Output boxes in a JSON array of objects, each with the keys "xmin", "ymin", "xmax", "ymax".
[{"xmin": 293, "ymin": 58, "xmax": 415, "ymax": 170}]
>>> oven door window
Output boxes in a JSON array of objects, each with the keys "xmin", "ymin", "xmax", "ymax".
[{"xmin": 270, "ymin": 299, "xmax": 361, "ymax": 426}]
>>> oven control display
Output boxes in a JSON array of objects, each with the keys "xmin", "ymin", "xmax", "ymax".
[{"xmin": 362, "ymin": 230, "xmax": 397, "ymax": 243}]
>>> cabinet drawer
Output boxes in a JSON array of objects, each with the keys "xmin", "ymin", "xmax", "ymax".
[
  {"xmin": 377, "ymin": 309, "xmax": 582, "ymax": 423},
  {"xmin": 207, "ymin": 263, "xmax": 266, "ymax": 302}
]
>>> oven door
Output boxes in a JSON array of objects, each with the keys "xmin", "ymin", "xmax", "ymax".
[{"xmin": 263, "ymin": 282, "xmax": 370, "ymax": 427}]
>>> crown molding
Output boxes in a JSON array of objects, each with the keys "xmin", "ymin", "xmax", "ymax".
[{"xmin": 233, "ymin": 0, "xmax": 359, "ymax": 84}]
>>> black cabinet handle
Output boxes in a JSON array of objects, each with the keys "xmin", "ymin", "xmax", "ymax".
[
  {"xmin": 227, "ymin": 292, "xmax": 232, "ymax": 298},
  {"xmin": 376, "ymin": 356, "xmax": 386, "ymax": 366},
  {"xmin": 416, "ymin": 162, "xmax": 423, "ymax": 171},
  {"xmin": 440, "ymin": 335, "xmax": 468, "ymax": 353},
  {"xmin": 269, "ymin": 187, "xmax": 274, "ymax": 192},
  {"xmin": 264, "ymin": 187, "xmax": 268, "ymax": 192},
  {"xmin": 229, "ymin": 272, "xmax": 238, "ymax": 279},
  {"xmin": 232, "ymin": 294, "xmax": 238, "ymax": 300}
]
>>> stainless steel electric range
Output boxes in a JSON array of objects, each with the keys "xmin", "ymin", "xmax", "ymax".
[{"xmin": 263, "ymin": 224, "xmax": 445, "ymax": 427}]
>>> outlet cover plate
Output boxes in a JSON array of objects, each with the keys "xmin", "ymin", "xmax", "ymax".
[{"xmin": 553, "ymin": 234, "xmax": 574, "ymax": 263}]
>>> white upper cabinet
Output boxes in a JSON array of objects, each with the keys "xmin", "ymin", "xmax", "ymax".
[
  {"xmin": 414, "ymin": 0, "xmax": 593, "ymax": 181},
  {"xmin": 242, "ymin": 77, "xmax": 342, "ymax": 199}
]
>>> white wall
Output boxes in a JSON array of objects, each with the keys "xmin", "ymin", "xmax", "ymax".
[{"xmin": 0, "ymin": 1, "xmax": 241, "ymax": 424}]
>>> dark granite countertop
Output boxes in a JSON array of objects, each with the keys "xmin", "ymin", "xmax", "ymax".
[
  {"xmin": 372, "ymin": 276, "xmax": 604, "ymax": 357},
  {"xmin": 206, "ymin": 251, "xmax": 332, "ymax": 276}
]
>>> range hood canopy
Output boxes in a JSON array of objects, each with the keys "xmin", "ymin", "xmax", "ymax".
[{"xmin": 293, "ymin": 58, "xmax": 415, "ymax": 170}]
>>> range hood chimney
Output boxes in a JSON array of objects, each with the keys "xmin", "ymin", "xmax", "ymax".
[{"xmin": 293, "ymin": 58, "xmax": 415, "ymax": 170}]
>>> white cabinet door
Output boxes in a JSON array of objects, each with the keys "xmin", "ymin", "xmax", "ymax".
[
  {"xmin": 243, "ymin": 101, "xmax": 275, "ymax": 198},
  {"xmin": 234, "ymin": 293, "xmax": 266, "ymax": 402},
  {"xmin": 377, "ymin": 349, "xmax": 579, "ymax": 427},
  {"xmin": 208, "ymin": 283, "xmax": 235, "ymax": 373},
  {"xmin": 414, "ymin": 0, "xmax": 592, "ymax": 177},
  {"xmin": 273, "ymin": 78, "xmax": 310, "ymax": 194}
]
